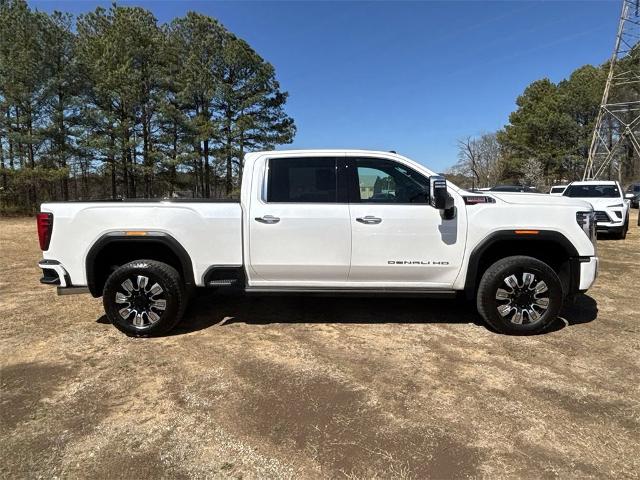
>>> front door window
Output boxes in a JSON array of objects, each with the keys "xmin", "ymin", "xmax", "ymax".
[{"xmin": 353, "ymin": 159, "xmax": 429, "ymax": 204}]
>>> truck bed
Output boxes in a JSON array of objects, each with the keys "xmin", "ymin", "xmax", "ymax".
[{"xmin": 40, "ymin": 201, "xmax": 243, "ymax": 287}]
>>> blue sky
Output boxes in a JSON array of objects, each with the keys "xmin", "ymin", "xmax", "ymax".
[{"xmin": 31, "ymin": 0, "xmax": 618, "ymax": 171}]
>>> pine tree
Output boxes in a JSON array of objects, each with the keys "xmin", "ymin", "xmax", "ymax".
[
  {"xmin": 167, "ymin": 12, "xmax": 225, "ymax": 198},
  {"xmin": 41, "ymin": 11, "xmax": 82, "ymax": 200},
  {"xmin": 0, "ymin": 2, "xmax": 296, "ymax": 211},
  {"xmin": 214, "ymin": 35, "xmax": 295, "ymax": 194},
  {"xmin": 497, "ymin": 79, "xmax": 576, "ymax": 181},
  {"xmin": 0, "ymin": 0, "xmax": 49, "ymax": 209},
  {"xmin": 77, "ymin": 5, "xmax": 163, "ymax": 198}
]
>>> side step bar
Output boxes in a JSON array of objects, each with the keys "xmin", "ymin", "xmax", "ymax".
[
  {"xmin": 244, "ymin": 286, "xmax": 457, "ymax": 298},
  {"xmin": 207, "ymin": 279, "xmax": 239, "ymax": 287},
  {"xmin": 57, "ymin": 286, "xmax": 90, "ymax": 295}
]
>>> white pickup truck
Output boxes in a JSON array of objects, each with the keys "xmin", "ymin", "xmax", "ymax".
[{"xmin": 37, "ymin": 150, "xmax": 599, "ymax": 336}]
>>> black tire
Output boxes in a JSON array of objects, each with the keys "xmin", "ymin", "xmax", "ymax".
[
  {"xmin": 476, "ymin": 256, "xmax": 563, "ymax": 335},
  {"xmin": 103, "ymin": 260, "xmax": 185, "ymax": 336},
  {"xmin": 613, "ymin": 218, "xmax": 628, "ymax": 240}
]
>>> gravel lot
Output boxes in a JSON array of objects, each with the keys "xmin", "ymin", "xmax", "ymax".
[{"xmin": 1, "ymin": 216, "xmax": 639, "ymax": 479}]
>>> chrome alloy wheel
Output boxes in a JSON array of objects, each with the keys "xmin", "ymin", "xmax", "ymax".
[
  {"xmin": 495, "ymin": 272, "xmax": 550, "ymax": 325},
  {"xmin": 115, "ymin": 275, "xmax": 167, "ymax": 329}
]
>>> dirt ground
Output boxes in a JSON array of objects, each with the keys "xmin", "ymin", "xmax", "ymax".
[{"xmin": 1, "ymin": 216, "xmax": 639, "ymax": 479}]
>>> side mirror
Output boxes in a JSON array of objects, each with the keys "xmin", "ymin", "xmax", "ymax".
[{"xmin": 429, "ymin": 175, "xmax": 449, "ymax": 209}]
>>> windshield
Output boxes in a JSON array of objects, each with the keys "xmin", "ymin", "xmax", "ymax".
[{"xmin": 564, "ymin": 184, "xmax": 620, "ymax": 198}]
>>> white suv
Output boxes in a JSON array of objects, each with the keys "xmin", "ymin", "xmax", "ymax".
[{"xmin": 563, "ymin": 180, "xmax": 630, "ymax": 239}]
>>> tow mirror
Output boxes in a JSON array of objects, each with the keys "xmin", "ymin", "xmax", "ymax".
[
  {"xmin": 430, "ymin": 175, "xmax": 455, "ymax": 219},
  {"xmin": 429, "ymin": 175, "xmax": 449, "ymax": 209}
]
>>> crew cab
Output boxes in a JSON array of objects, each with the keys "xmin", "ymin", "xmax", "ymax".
[
  {"xmin": 37, "ymin": 150, "xmax": 599, "ymax": 336},
  {"xmin": 563, "ymin": 180, "xmax": 630, "ymax": 239}
]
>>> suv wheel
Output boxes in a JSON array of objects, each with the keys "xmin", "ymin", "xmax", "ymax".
[
  {"xmin": 476, "ymin": 256, "xmax": 563, "ymax": 335},
  {"xmin": 614, "ymin": 217, "xmax": 628, "ymax": 240},
  {"xmin": 103, "ymin": 260, "xmax": 185, "ymax": 336}
]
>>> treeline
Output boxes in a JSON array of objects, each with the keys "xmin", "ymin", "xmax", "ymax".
[
  {"xmin": 450, "ymin": 58, "xmax": 639, "ymax": 189},
  {"xmin": 0, "ymin": 0, "xmax": 295, "ymax": 213}
]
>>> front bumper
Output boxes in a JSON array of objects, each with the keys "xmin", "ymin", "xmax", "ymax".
[
  {"xmin": 594, "ymin": 208, "xmax": 626, "ymax": 231},
  {"xmin": 578, "ymin": 257, "xmax": 598, "ymax": 291},
  {"xmin": 596, "ymin": 223, "xmax": 625, "ymax": 232}
]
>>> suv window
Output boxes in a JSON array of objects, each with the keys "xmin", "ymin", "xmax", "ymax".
[
  {"xmin": 354, "ymin": 158, "xmax": 429, "ymax": 204},
  {"xmin": 267, "ymin": 157, "xmax": 337, "ymax": 203}
]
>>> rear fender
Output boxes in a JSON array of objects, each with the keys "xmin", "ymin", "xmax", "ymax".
[{"xmin": 85, "ymin": 231, "xmax": 194, "ymax": 297}]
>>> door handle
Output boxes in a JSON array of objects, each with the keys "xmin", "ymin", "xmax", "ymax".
[
  {"xmin": 356, "ymin": 216, "xmax": 382, "ymax": 225},
  {"xmin": 255, "ymin": 215, "xmax": 280, "ymax": 224}
]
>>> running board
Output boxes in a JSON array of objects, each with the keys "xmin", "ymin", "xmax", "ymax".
[
  {"xmin": 244, "ymin": 287, "xmax": 457, "ymax": 298},
  {"xmin": 207, "ymin": 279, "xmax": 240, "ymax": 287},
  {"xmin": 57, "ymin": 286, "xmax": 90, "ymax": 295}
]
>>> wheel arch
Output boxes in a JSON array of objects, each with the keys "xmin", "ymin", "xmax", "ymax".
[
  {"xmin": 464, "ymin": 230, "xmax": 580, "ymax": 300},
  {"xmin": 86, "ymin": 232, "xmax": 195, "ymax": 297}
]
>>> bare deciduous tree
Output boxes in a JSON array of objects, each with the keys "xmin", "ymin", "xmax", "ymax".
[{"xmin": 452, "ymin": 133, "xmax": 505, "ymax": 189}]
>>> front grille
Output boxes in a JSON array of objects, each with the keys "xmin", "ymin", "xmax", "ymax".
[{"xmin": 594, "ymin": 211, "xmax": 611, "ymax": 223}]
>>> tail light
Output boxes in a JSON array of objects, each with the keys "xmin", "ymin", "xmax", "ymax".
[{"xmin": 36, "ymin": 212, "xmax": 53, "ymax": 251}]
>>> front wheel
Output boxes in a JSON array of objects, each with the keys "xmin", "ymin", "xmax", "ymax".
[
  {"xmin": 476, "ymin": 256, "xmax": 563, "ymax": 335},
  {"xmin": 103, "ymin": 260, "xmax": 185, "ymax": 336},
  {"xmin": 613, "ymin": 218, "xmax": 628, "ymax": 240}
]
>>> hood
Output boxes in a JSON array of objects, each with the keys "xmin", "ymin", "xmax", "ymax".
[
  {"xmin": 487, "ymin": 192, "xmax": 592, "ymax": 209},
  {"xmin": 572, "ymin": 197, "xmax": 627, "ymax": 209}
]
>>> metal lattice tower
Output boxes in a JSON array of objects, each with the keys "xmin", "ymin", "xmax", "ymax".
[{"xmin": 583, "ymin": 0, "xmax": 640, "ymax": 180}]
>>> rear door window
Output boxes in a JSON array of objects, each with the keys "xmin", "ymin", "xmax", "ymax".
[{"xmin": 267, "ymin": 158, "xmax": 337, "ymax": 203}]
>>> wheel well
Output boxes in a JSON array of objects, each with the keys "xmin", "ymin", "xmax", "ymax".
[
  {"xmin": 466, "ymin": 235, "xmax": 578, "ymax": 299},
  {"xmin": 86, "ymin": 236, "xmax": 194, "ymax": 297}
]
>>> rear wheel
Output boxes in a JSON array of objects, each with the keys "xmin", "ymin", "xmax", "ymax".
[
  {"xmin": 103, "ymin": 260, "xmax": 185, "ymax": 336},
  {"xmin": 476, "ymin": 256, "xmax": 563, "ymax": 335}
]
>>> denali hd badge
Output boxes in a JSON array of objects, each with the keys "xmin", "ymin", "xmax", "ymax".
[{"xmin": 388, "ymin": 260, "xmax": 450, "ymax": 265}]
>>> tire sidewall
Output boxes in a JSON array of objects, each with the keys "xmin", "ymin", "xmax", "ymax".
[{"xmin": 103, "ymin": 260, "xmax": 182, "ymax": 336}]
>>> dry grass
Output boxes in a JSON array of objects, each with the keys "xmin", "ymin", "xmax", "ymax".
[{"xmin": 1, "ymin": 216, "xmax": 639, "ymax": 479}]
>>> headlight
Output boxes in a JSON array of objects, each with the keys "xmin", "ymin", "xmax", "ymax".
[
  {"xmin": 607, "ymin": 203, "xmax": 624, "ymax": 208},
  {"xmin": 576, "ymin": 210, "xmax": 596, "ymax": 243}
]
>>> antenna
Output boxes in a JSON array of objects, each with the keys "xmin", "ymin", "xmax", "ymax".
[{"xmin": 583, "ymin": 0, "xmax": 640, "ymax": 180}]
